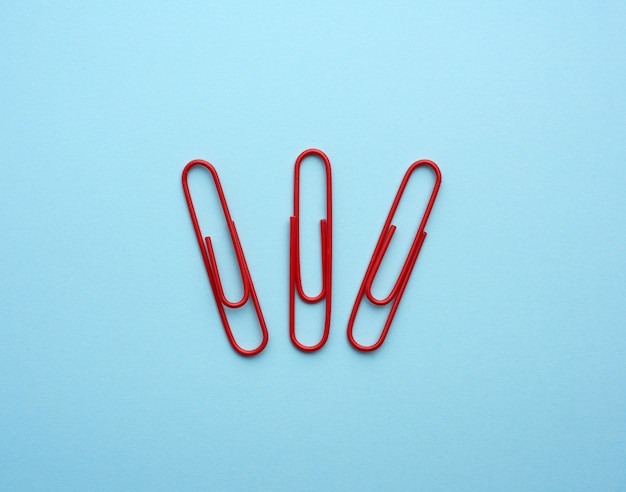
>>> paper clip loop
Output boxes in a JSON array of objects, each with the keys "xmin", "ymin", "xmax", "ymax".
[
  {"xmin": 289, "ymin": 149, "xmax": 332, "ymax": 351},
  {"xmin": 347, "ymin": 159, "xmax": 442, "ymax": 352},
  {"xmin": 182, "ymin": 160, "xmax": 269, "ymax": 356}
]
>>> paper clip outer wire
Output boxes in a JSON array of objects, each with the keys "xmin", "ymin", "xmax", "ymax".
[
  {"xmin": 347, "ymin": 159, "xmax": 442, "ymax": 352},
  {"xmin": 289, "ymin": 149, "xmax": 332, "ymax": 352},
  {"xmin": 182, "ymin": 159, "xmax": 269, "ymax": 356}
]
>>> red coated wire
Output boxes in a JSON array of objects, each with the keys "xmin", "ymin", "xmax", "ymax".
[
  {"xmin": 347, "ymin": 159, "xmax": 442, "ymax": 352},
  {"xmin": 289, "ymin": 149, "xmax": 332, "ymax": 352},
  {"xmin": 182, "ymin": 159, "xmax": 269, "ymax": 356}
]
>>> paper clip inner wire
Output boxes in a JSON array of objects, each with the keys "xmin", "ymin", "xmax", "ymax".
[
  {"xmin": 290, "ymin": 149, "xmax": 332, "ymax": 352},
  {"xmin": 182, "ymin": 160, "xmax": 269, "ymax": 356},
  {"xmin": 347, "ymin": 159, "xmax": 442, "ymax": 352}
]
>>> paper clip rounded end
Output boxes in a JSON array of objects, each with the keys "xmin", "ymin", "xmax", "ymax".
[
  {"xmin": 236, "ymin": 339, "xmax": 269, "ymax": 357},
  {"xmin": 182, "ymin": 159, "xmax": 219, "ymax": 183},
  {"xmin": 290, "ymin": 332, "xmax": 330, "ymax": 353},
  {"xmin": 409, "ymin": 159, "xmax": 442, "ymax": 182},
  {"xmin": 347, "ymin": 329, "xmax": 386, "ymax": 352},
  {"xmin": 225, "ymin": 323, "xmax": 269, "ymax": 357}
]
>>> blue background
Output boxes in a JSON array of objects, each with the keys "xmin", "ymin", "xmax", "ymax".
[{"xmin": 2, "ymin": 1, "xmax": 625, "ymax": 490}]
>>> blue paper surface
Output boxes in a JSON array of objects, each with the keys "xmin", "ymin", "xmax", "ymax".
[{"xmin": 2, "ymin": 2, "xmax": 625, "ymax": 490}]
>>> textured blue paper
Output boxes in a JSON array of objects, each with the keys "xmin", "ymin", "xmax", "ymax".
[{"xmin": 2, "ymin": 1, "xmax": 625, "ymax": 490}]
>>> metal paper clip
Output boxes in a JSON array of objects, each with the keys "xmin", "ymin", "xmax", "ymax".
[
  {"xmin": 289, "ymin": 149, "xmax": 332, "ymax": 351},
  {"xmin": 182, "ymin": 159, "xmax": 269, "ymax": 356},
  {"xmin": 347, "ymin": 159, "xmax": 442, "ymax": 352}
]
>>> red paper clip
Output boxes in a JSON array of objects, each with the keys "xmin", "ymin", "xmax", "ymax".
[
  {"xmin": 289, "ymin": 149, "xmax": 332, "ymax": 351},
  {"xmin": 182, "ymin": 160, "xmax": 269, "ymax": 356},
  {"xmin": 347, "ymin": 159, "xmax": 442, "ymax": 352}
]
